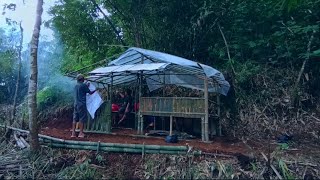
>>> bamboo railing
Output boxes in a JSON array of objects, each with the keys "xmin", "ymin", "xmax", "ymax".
[{"xmin": 140, "ymin": 97, "xmax": 205, "ymax": 118}]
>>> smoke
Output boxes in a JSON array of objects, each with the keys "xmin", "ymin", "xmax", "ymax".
[{"xmin": 21, "ymin": 29, "xmax": 76, "ymax": 104}]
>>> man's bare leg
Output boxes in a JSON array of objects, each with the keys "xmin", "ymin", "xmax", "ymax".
[
  {"xmin": 71, "ymin": 122, "xmax": 76, "ymax": 137},
  {"xmin": 118, "ymin": 114, "xmax": 126, "ymax": 124},
  {"xmin": 78, "ymin": 122, "xmax": 85, "ymax": 138}
]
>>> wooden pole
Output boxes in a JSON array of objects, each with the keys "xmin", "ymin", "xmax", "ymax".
[
  {"xmin": 137, "ymin": 73, "xmax": 141, "ymax": 134},
  {"xmin": 135, "ymin": 75, "xmax": 139, "ymax": 130},
  {"xmin": 217, "ymin": 94, "xmax": 221, "ymax": 136},
  {"xmin": 162, "ymin": 73, "xmax": 165, "ymax": 130},
  {"xmin": 169, "ymin": 116, "xmax": 173, "ymax": 136},
  {"xmin": 138, "ymin": 56, "xmax": 144, "ymax": 134},
  {"xmin": 138, "ymin": 72, "xmax": 143, "ymax": 134},
  {"xmin": 201, "ymin": 117, "xmax": 205, "ymax": 141},
  {"xmin": 204, "ymin": 77, "xmax": 209, "ymax": 141},
  {"xmin": 107, "ymin": 74, "xmax": 113, "ymax": 133}
]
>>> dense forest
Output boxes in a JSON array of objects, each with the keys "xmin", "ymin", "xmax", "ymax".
[
  {"xmin": 49, "ymin": 0, "xmax": 320, "ymax": 137},
  {"xmin": 0, "ymin": 0, "xmax": 320, "ymax": 179}
]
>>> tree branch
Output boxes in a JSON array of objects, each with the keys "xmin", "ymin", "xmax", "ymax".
[{"xmin": 90, "ymin": 0, "xmax": 126, "ymax": 46}]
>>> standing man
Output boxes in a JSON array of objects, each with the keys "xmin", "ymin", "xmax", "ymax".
[{"xmin": 72, "ymin": 74, "xmax": 96, "ymax": 138}]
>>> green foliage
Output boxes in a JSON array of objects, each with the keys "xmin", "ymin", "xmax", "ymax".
[
  {"xmin": 49, "ymin": 0, "xmax": 124, "ymax": 73},
  {"xmin": 278, "ymin": 159, "xmax": 295, "ymax": 179},
  {"xmin": 37, "ymin": 86, "xmax": 72, "ymax": 111},
  {"xmin": 279, "ymin": 143, "xmax": 289, "ymax": 150},
  {"xmin": 0, "ymin": 28, "xmax": 20, "ymax": 103},
  {"xmin": 57, "ymin": 159, "xmax": 102, "ymax": 179},
  {"xmin": 50, "ymin": 0, "xmax": 320, "ymax": 108}
]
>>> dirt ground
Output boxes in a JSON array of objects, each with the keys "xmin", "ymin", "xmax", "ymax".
[{"xmin": 41, "ymin": 117, "xmax": 276, "ymax": 156}]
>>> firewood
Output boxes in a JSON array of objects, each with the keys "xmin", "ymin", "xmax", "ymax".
[
  {"xmin": 13, "ymin": 132, "xmax": 25, "ymax": 149},
  {"xmin": 19, "ymin": 137, "xmax": 30, "ymax": 148}
]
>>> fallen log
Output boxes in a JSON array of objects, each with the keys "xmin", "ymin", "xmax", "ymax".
[{"xmin": 40, "ymin": 142, "xmax": 192, "ymax": 155}]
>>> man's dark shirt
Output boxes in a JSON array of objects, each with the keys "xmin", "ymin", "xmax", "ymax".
[{"xmin": 74, "ymin": 82, "xmax": 90, "ymax": 106}]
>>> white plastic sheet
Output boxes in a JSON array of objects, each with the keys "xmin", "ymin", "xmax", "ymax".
[
  {"xmin": 108, "ymin": 47, "xmax": 231, "ymax": 95},
  {"xmin": 86, "ymin": 83, "xmax": 103, "ymax": 119}
]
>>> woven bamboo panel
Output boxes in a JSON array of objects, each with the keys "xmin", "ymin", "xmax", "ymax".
[{"xmin": 140, "ymin": 97, "xmax": 205, "ymax": 118}]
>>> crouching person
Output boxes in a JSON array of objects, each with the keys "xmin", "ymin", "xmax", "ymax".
[{"xmin": 71, "ymin": 74, "xmax": 96, "ymax": 138}]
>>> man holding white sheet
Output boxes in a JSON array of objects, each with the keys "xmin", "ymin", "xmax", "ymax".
[{"xmin": 71, "ymin": 74, "xmax": 96, "ymax": 138}]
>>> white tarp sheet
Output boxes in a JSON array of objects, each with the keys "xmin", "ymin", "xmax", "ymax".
[
  {"xmin": 90, "ymin": 63, "xmax": 168, "ymax": 74},
  {"xmin": 108, "ymin": 47, "xmax": 230, "ymax": 95},
  {"xmin": 86, "ymin": 83, "xmax": 103, "ymax": 119}
]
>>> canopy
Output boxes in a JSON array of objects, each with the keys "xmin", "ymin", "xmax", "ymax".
[{"xmin": 87, "ymin": 47, "xmax": 230, "ymax": 95}]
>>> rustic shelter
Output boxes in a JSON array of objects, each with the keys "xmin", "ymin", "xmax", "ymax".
[{"xmin": 72, "ymin": 47, "xmax": 230, "ymax": 142}]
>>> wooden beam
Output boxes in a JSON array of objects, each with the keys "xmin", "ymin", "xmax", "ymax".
[
  {"xmin": 169, "ymin": 116, "xmax": 173, "ymax": 136},
  {"xmin": 201, "ymin": 117, "xmax": 205, "ymax": 141},
  {"xmin": 204, "ymin": 77, "xmax": 209, "ymax": 141},
  {"xmin": 137, "ymin": 56, "xmax": 144, "ymax": 134},
  {"xmin": 107, "ymin": 74, "xmax": 113, "ymax": 133},
  {"xmin": 217, "ymin": 94, "xmax": 221, "ymax": 136}
]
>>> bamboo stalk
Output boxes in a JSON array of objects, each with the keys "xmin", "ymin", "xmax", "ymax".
[
  {"xmin": 41, "ymin": 142, "xmax": 189, "ymax": 155},
  {"xmin": 217, "ymin": 94, "xmax": 221, "ymax": 136},
  {"xmin": 40, "ymin": 138, "xmax": 187, "ymax": 151},
  {"xmin": 201, "ymin": 117, "xmax": 205, "ymax": 141},
  {"xmin": 204, "ymin": 77, "xmax": 209, "ymax": 141},
  {"xmin": 169, "ymin": 116, "xmax": 173, "ymax": 136}
]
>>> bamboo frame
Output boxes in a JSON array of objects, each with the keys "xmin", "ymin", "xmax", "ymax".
[
  {"xmin": 204, "ymin": 77, "xmax": 209, "ymax": 142},
  {"xmin": 169, "ymin": 116, "xmax": 173, "ymax": 136},
  {"xmin": 217, "ymin": 94, "xmax": 221, "ymax": 136}
]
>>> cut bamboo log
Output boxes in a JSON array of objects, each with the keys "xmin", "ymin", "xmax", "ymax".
[
  {"xmin": 13, "ymin": 132, "xmax": 25, "ymax": 149},
  {"xmin": 40, "ymin": 138, "xmax": 188, "ymax": 151},
  {"xmin": 1, "ymin": 124, "xmax": 203, "ymax": 155},
  {"xmin": 40, "ymin": 142, "xmax": 190, "ymax": 155},
  {"xmin": 19, "ymin": 137, "xmax": 30, "ymax": 148},
  {"xmin": 169, "ymin": 116, "xmax": 173, "ymax": 136}
]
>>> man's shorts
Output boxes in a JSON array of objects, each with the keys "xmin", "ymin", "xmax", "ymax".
[{"xmin": 73, "ymin": 104, "xmax": 87, "ymax": 123}]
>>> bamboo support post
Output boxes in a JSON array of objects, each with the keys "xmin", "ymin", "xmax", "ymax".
[
  {"xmin": 201, "ymin": 117, "xmax": 205, "ymax": 141},
  {"xmin": 169, "ymin": 116, "xmax": 173, "ymax": 136},
  {"xmin": 138, "ymin": 71, "xmax": 143, "ymax": 135},
  {"xmin": 107, "ymin": 74, "xmax": 113, "ymax": 133},
  {"xmin": 204, "ymin": 77, "xmax": 209, "ymax": 141},
  {"xmin": 217, "ymin": 94, "xmax": 221, "ymax": 136},
  {"xmin": 135, "ymin": 75, "xmax": 139, "ymax": 130},
  {"xmin": 97, "ymin": 141, "xmax": 100, "ymax": 154}
]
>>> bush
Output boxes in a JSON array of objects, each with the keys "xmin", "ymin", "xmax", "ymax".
[
  {"xmin": 56, "ymin": 160, "xmax": 102, "ymax": 179},
  {"xmin": 37, "ymin": 86, "xmax": 72, "ymax": 111}
]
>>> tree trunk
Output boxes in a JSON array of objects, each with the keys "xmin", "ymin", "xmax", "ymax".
[
  {"xmin": 218, "ymin": 23, "xmax": 239, "ymax": 136},
  {"xmin": 11, "ymin": 22, "xmax": 24, "ymax": 125},
  {"xmin": 291, "ymin": 30, "xmax": 315, "ymax": 107},
  {"xmin": 28, "ymin": 0, "xmax": 43, "ymax": 152}
]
